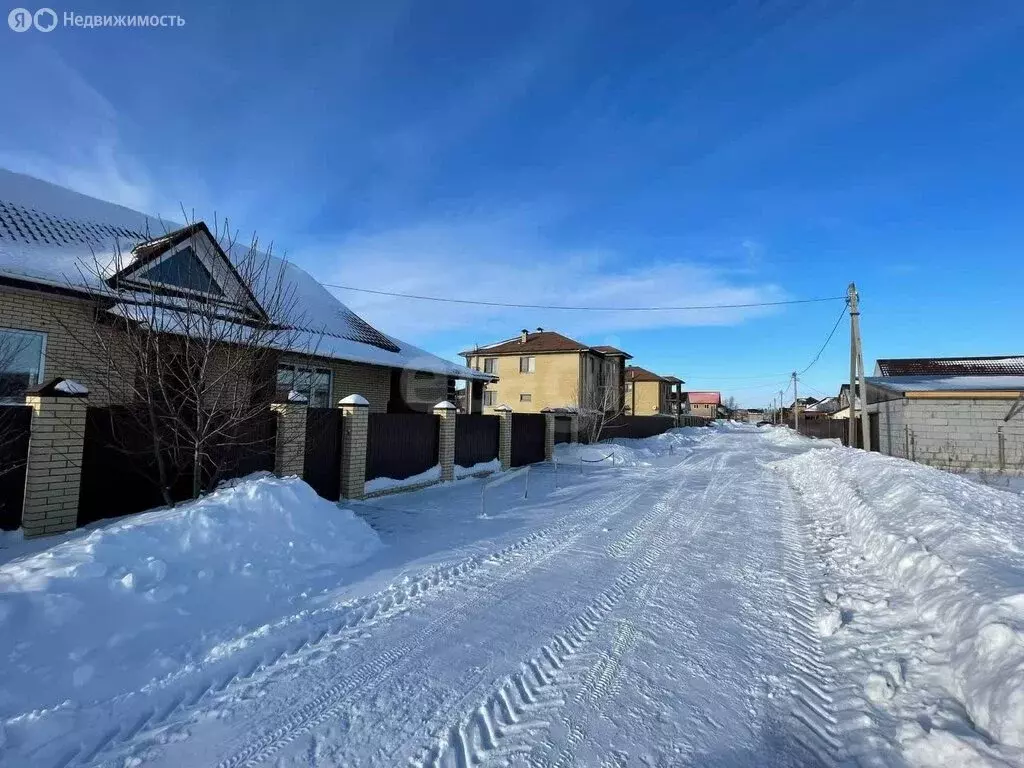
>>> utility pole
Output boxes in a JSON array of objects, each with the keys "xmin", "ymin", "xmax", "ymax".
[
  {"xmin": 848, "ymin": 283, "xmax": 870, "ymax": 450},
  {"xmin": 792, "ymin": 372, "xmax": 799, "ymax": 431},
  {"xmin": 778, "ymin": 390, "xmax": 785, "ymax": 425}
]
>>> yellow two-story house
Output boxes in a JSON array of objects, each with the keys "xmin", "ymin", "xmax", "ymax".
[
  {"xmin": 624, "ymin": 365, "xmax": 673, "ymax": 415},
  {"xmin": 461, "ymin": 329, "xmax": 631, "ymax": 413}
]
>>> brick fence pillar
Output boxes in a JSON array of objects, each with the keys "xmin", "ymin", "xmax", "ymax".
[
  {"xmin": 339, "ymin": 394, "xmax": 369, "ymax": 500},
  {"xmin": 495, "ymin": 404, "xmax": 513, "ymax": 470},
  {"xmin": 435, "ymin": 401, "xmax": 457, "ymax": 482},
  {"xmin": 22, "ymin": 378, "xmax": 89, "ymax": 537},
  {"xmin": 271, "ymin": 398, "xmax": 308, "ymax": 478},
  {"xmin": 542, "ymin": 408, "xmax": 556, "ymax": 461},
  {"xmin": 569, "ymin": 412, "xmax": 580, "ymax": 444}
]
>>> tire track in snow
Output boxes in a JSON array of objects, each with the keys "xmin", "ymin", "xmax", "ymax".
[
  {"xmin": 408, "ymin": 458, "xmax": 716, "ymax": 768},
  {"xmin": 78, "ymin": 478, "xmax": 651, "ymax": 768},
  {"xmin": 118, "ymin": 480, "xmax": 652, "ymax": 768},
  {"xmin": 776, "ymin": 478, "xmax": 846, "ymax": 767}
]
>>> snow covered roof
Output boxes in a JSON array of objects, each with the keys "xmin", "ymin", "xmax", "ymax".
[
  {"xmin": 803, "ymin": 396, "xmax": 840, "ymax": 413},
  {"xmin": 0, "ymin": 169, "xmax": 492, "ymax": 381},
  {"xmin": 867, "ymin": 375, "xmax": 1024, "ymax": 394},
  {"xmin": 875, "ymin": 356, "xmax": 1024, "ymax": 377}
]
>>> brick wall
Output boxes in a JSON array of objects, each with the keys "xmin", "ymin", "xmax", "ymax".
[{"xmin": 878, "ymin": 397, "xmax": 1024, "ymax": 472}]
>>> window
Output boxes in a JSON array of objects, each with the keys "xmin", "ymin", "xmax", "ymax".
[
  {"xmin": 520, "ymin": 393, "xmax": 532, "ymax": 402},
  {"xmin": 483, "ymin": 357, "xmax": 498, "ymax": 374},
  {"xmin": 277, "ymin": 364, "xmax": 332, "ymax": 408},
  {"xmin": 519, "ymin": 356, "xmax": 535, "ymax": 373},
  {"xmin": 137, "ymin": 245, "xmax": 224, "ymax": 296},
  {"xmin": 483, "ymin": 390, "xmax": 496, "ymax": 406},
  {"xmin": 0, "ymin": 328, "xmax": 46, "ymax": 398}
]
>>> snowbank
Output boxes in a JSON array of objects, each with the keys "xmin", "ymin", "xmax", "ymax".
[
  {"xmin": 0, "ymin": 474, "xmax": 381, "ymax": 718},
  {"xmin": 553, "ymin": 427, "xmax": 713, "ymax": 468},
  {"xmin": 455, "ymin": 458, "xmax": 500, "ymax": 479},
  {"xmin": 777, "ymin": 448, "xmax": 1024, "ymax": 759},
  {"xmin": 365, "ymin": 464, "xmax": 441, "ymax": 494}
]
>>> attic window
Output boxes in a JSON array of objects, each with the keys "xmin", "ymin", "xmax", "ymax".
[{"xmin": 136, "ymin": 246, "xmax": 224, "ymax": 297}]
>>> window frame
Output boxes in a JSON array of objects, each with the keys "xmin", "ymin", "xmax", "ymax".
[
  {"xmin": 0, "ymin": 326, "xmax": 47, "ymax": 400},
  {"xmin": 519, "ymin": 393, "xmax": 532, "ymax": 403},
  {"xmin": 277, "ymin": 363, "xmax": 333, "ymax": 408},
  {"xmin": 519, "ymin": 356, "xmax": 535, "ymax": 374},
  {"xmin": 482, "ymin": 390, "xmax": 496, "ymax": 406},
  {"xmin": 483, "ymin": 357, "xmax": 498, "ymax": 374}
]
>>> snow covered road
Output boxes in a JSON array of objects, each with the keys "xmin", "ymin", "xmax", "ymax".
[{"xmin": 5, "ymin": 425, "xmax": 1024, "ymax": 767}]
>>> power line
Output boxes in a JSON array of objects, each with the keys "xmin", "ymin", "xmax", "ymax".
[
  {"xmin": 322, "ymin": 283, "xmax": 848, "ymax": 312},
  {"xmin": 799, "ymin": 302, "xmax": 849, "ymax": 375}
]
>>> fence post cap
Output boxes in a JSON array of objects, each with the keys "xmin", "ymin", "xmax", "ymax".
[
  {"xmin": 494, "ymin": 404, "xmax": 513, "ymax": 413},
  {"xmin": 27, "ymin": 377, "xmax": 89, "ymax": 398},
  {"xmin": 339, "ymin": 394, "xmax": 370, "ymax": 407},
  {"xmin": 433, "ymin": 400, "xmax": 457, "ymax": 411}
]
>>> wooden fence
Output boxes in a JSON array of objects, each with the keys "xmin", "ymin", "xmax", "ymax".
[
  {"xmin": 796, "ymin": 418, "xmax": 849, "ymax": 446},
  {"xmin": 0, "ymin": 406, "xmax": 32, "ymax": 530},
  {"xmin": 598, "ymin": 415, "xmax": 677, "ymax": 441},
  {"xmin": 455, "ymin": 414, "xmax": 499, "ymax": 468},
  {"xmin": 366, "ymin": 413, "xmax": 439, "ymax": 481}
]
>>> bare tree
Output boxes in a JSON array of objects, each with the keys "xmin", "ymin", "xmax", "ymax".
[
  {"xmin": 0, "ymin": 331, "xmax": 33, "ymax": 482},
  {"xmin": 573, "ymin": 377, "xmax": 628, "ymax": 444},
  {"xmin": 60, "ymin": 216, "xmax": 313, "ymax": 505}
]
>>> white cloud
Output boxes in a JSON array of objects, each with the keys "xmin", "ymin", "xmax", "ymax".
[{"xmin": 298, "ymin": 215, "xmax": 786, "ymax": 345}]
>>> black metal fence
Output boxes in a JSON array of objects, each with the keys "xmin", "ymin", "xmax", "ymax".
[
  {"xmin": 366, "ymin": 413, "xmax": 439, "ymax": 481},
  {"xmin": 303, "ymin": 407, "xmax": 343, "ymax": 500},
  {"xmin": 598, "ymin": 415, "xmax": 676, "ymax": 441},
  {"xmin": 554, "ymin": 416, "xmax": 572, "ymax": 444},
  {"xmin": 0, "ymin": 406, "xmax": 32, "ymax": 530},
  {"xmin": 78, "ymin": 406, "xmax": 276, "ymax": 526},
  {"xmin": 511, "ymin": 414, "xmax": 545, "ymax": 467},
  {"xmin": 455, "ymin": 414, "xmax": 499, "ymax": 468}
]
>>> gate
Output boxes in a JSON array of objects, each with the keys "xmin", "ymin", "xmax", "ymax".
[
  {"xmin": 455, "ymin": 414, "xmax": 499, "ymax": 468},
  {"xmin": 511, "ymin": 413, "xmax": 545, "ymax": 467},
  {"xmin": 554, "ymin": 416, "xmax": 572, "ymax": 444},
  {"xmin": 366, "ymin": 413, "xmax": 439, "ymax": 481},
  {"xmin": 303, "ymin": 407, "xmax": 343, "ymax": 500},
  {"xmin": 0, "ymin": 406, "xmax": 32, "ymax": 530}
]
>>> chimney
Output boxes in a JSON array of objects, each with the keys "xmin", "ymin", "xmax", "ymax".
[
  {"xmin": 520, "ymin": 329, "xmax": 528, "ymax": 343},
  {"xmin": 536, "ymin": 327, "xmax": 544, "ymax": 332}
]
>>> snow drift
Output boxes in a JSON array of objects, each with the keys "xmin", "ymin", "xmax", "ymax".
[
  {"xmin": 778, "ymin": 446, "xmax": 1024, "ymax": 762},
  {"xmin": 553, "ymin": 426, "xmax": 714, "ymax": 468},
  {"xmin": 0, "ymin": 474, "xmax": 381, "ymax": 719}
]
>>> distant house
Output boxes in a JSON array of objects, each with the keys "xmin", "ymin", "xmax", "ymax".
[
  {"xmin": 625, "ymin": 366, "xmax": 679, "ymax": 415},
  {"xmin": 0, "ymin": 170, "xmax": 494, "ymax": 413},
  {"xmin": 683, "ymin": 391, "xmax": 721, "ymax": 419},
  {"xmin": 461, "ymin": 330, "xmax": 630, "ymax": 414},
  {"xmin": 867, "ymin": 355, "xmax": 1024, "ymax": 472},
  {"xmin": 802, "ymin": 396, "xmax": 840, "ymax": 419},
  {"xmin": 663, "ymin": 375, "xmax": 685, "ymax": 414}
]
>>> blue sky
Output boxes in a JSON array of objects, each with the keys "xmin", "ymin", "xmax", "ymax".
[{"xmin": 3, "ymin": 1, "xmax": 1023, "ymax": 407}]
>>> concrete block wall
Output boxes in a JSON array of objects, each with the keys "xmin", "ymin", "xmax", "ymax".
[{"xmin": 879, "ymin": 397, "xmax": 1024, "ymax": 472}]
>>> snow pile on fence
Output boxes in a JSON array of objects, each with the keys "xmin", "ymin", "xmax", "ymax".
[
  {"xmin": 365, "ymin": 464, "xmax": 442, "ymax": 494},
  {"xmin": 777, "ymin": 447, "xmax": 1024, "ymax": 763},
  {"xmin": 553, "ymin": 427, "xmax": 712, "ymax": 467},
  {"xmin": 0, "ymin": 474, "xmax": 381, "ymax": 719}
]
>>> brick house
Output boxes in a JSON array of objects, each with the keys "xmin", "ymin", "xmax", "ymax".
[
  {"xmin": 867, "ymin": 355, "xmax": 1024, "ymax": 472},
  {"xmin": 461, "ymin": 330, "xmax": 631, "ymax": 413},
  {"xmin": 625, "ymin": 366, "xmax": 677, "ymax": 415},
  {"xmin": 0, "ymin": 169, "xmax": 494, "ymax": 413},
  {"xmin": 681, "ymin": 391, "xmax": 721, "ymax": 419}
]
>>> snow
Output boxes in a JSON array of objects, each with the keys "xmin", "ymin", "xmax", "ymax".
[
  {"xmin": 778, "ymin": 443, "xmax": 1024, "ymax": 765},
  {"xmin": 53, "ymin": 379, "xmax": 88, "ymax": 395},
  {"xmin": 454, "ymin": 458, "xmax": 500, "ymax": 479},
  {"xmin": 4, "ymin": 425, "xmax": 1024, "ymax": 767},
  {"xmin": 0, "ymin": 474, "xmax": 380, "ymax": 735},
  {"xmin": 338, "ymin": 393, "xmax": 369, "ymax": 406},
  {"xmin": 868, "ymin": 374, "xmax": 1024, "ymax": 393},
  {"xmin": 286, "ymin": 389, "xmax": 308, "ymax": 403},
  {"xmin": 364, "ymin": 464, "xmax": 442, "ymax": 494},
  {"xmin": 433, "ymin": 400, "xmax": 456, "ymax": 410}
]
